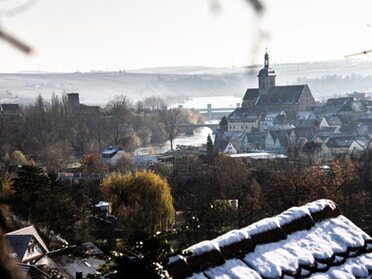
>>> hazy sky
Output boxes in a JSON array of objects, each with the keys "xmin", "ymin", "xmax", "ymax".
[{"xmin": 0, "ymin": 0, "xmax": 371, "ymax": 73}]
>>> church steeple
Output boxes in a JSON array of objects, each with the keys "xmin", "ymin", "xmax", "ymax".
[
  {"xmin": 258, "ymin": 49, "xmax": 276, "ymax": 95},
  {"xmin": 264, "ymin": 49, "xmax": 269, "ymax": 68}
]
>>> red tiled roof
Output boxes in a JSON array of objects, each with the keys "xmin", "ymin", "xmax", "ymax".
[{"xmin": 165, "ymin": 200, "xmax": 372, "ymax": 279}]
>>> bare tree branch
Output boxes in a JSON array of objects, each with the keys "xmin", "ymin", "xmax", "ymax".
[
  {"xmin": 0, "ymin": 0, "xmax": 36, "ymax": 17},
  {"xmin": 0, "ymin": 28, "xmax": 32, "ymax": 53}
]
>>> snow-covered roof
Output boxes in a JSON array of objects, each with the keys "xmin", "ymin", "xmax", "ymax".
[
  {"xmin": 165, "ymin": 199, "xmax": 372, "ymax": 279},
  {"xmin": 100, "ymin": 145, "xmax": 121, "ymax": 155},
  {"xmin": 230, "ymin": 152, "xmax": 287, "ymax": 160}
]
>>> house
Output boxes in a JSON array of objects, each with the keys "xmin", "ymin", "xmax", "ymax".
[
  {"xmin": 223, "ymin": 142, "xmax": 238, "ymax": 154},
  {"xmin": 319, "ymin": 115, "xmax": 342, "ymax": 129},
  {"xmin": 5, "ymin": 225, "xmax": 54, "ymax": 278},
  {"xmin": 260, "ymin": 111, "xmax": 286, "ymax": 131},
  {"xmin": 323, "ymin": 97, "xmax": 355, "ymax": 116},
  {"xmin": 227, "ymin": 108, "xmax": 261, "ymax": 133},
  {"xmin": 246, "ymin": 132, "xmax": 266, "ymax": 150},
  {"xmin": 318, "ymin": 126, "xmax": 338, "ymax": 141},
  {"xmin": 316, "ymin": 97, "xmax": 369, "ymax": 125},
  {"xmin": 100, "ymin": 145, "xmax": 126, "ymax": 168},
  {"xmin": 294, "ymin": 118, "xmax": 319, "ymax": 129},
  {"xmin": 0, "ymin": 103, "xmax": 20, "ymax": 117},
  {"xmin": 214, "ymin": 131, "xmax": 248, "ymax": 154},
  {"xmin": 272, "ymin": 113, "xmax": 295, "ymax": 130},
  {"xmin": 326, "ymin": 135, "xmax": 357, "ymax": 156},
  {"xmin": 337, "ymin": 99, "xmax": 368, "ymax": 124},
  {"xmin": 348, "ymin": 139, "xmax": 368, "ymax": 156},
  {"xmin": 6, "ymin": 225, "xmax": 49, "ymax": 265},
  {"xmin": 296, "ymin": 111, "xmax": 317, "ymax": 121},
  {"xmin": 287, "ymin": 127, "xmax": 319, "ymax": 154},
  {"xmin": 6, "ymin": 225, "xmax": 106, "ymax": 279},
  {"xmin": 265, "ymin": 130, "xmax": 290, "ymax": 154},
  {"xmin": 131, "ymin": 156, "xmax": 159, "ymax": 170},
  {"xmin": 165, "ymin": 199, "xmax": 372, "ymax": 279}
]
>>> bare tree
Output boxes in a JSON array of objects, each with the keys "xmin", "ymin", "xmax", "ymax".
[
  {"xmin": 105, "ymin": 95, "xmax": 132, "ymax": 146},
  {"xmin": 159, "ymin": 107, "xmax": 182, "ymax": 151},
  {"xmin": 143, "ymin": 96, "xmax": 166, "ymax": 112}
]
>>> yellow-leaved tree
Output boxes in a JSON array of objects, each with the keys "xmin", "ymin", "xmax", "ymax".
[{"xmin": 100, "ymin": 170, "xmax": 174, "ymax": 241}]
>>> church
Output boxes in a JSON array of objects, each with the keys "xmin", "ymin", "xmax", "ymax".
[{"xmin": 227, "ymin": 51, "xmax": 315, "ymax": 133}]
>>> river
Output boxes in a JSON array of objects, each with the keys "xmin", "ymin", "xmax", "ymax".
[{"xmin": 134, "ymin": 126, "xmax": 214, "ymax": 156}]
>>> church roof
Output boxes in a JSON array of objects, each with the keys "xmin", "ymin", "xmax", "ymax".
[
  {"xmin": 257, "ymin": 85, "xmax": 308, "ymax": 105},
  {"xmin": 165, "ymin": 199, "xmax": 372, "ymax": 279},
  {"xmin": 243, "ymin": 88, "xmax": 259, "ymax": 101}
]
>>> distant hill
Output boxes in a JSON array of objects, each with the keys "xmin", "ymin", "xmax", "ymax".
[{"xmin": 0, "ymin": 58, "xmax": 371, "ymax": 106}]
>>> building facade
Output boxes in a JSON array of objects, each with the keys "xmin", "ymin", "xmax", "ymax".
[{"xmin": 228, "ymin": 51, "xmax": 316, "ymax": 134}]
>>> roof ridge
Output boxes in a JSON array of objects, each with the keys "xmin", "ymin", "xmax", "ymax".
[{"xmin": 165, "ymin": 199, "xmax": 341, "ymax": 278}]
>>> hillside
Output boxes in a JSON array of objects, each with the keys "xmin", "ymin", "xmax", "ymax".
[{"xmin": 0, "ymin": 58, "xmax": 371, "ymax": 106}]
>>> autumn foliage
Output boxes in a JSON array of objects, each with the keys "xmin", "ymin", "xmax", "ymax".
[
  {"xmin": 79, "ymin": 153, "xmax": 109, "ymax": 174},
  {"xmin": 100, "ymin": 170, "xmax": 175, "ymax": 241}
]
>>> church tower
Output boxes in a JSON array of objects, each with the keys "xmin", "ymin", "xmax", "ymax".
[{"xmin": 258, "ymin": 50, "xmax": 276, "ymax": 95}]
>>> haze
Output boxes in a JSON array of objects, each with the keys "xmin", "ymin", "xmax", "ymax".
[{"xmin": 0, "ymin": 0, "xmax": 371, "ymax": 73}]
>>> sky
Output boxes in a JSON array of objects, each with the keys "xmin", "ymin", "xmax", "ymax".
[{"xmin": 0, "ymin": 0, "xmax": 371, "ymax": 73}]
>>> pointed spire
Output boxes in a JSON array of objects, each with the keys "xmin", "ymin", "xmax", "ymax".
[{"xmin": 264, "ymin": 48, "xmax": 269, "ymax": 68}]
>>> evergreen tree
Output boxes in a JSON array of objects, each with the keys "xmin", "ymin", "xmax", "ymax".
[{"xmin": 207, "ymin": 134, "xmax": 213, "ymax": 152}]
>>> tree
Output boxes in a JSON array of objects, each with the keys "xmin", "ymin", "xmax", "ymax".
[
  {"xmin": 105, "ymin": 95, "xmax": 132, "ymax": 146},
  {"xmin": 9, "ymin": 150, "xmax": 29, "ymax": 166},
  {"xmin": 79, "ymin": 153, "xmax": 109, "ymax": 174},
  {"xmin": 159, "ymin": 107, "xmax": 182, "ymax": 151},
  {"xmin": 40, "ymin": 141, "xmax": 73, "ymax": 173},
  {"xmin": 97, "ymin": 232, "xmax": 175, "ymax": 279},
  {"xmin": 10, "ymin": 165, "xmax": 76, "ymax": 240},
  {"xmin": 115, "ymin": 154, "xmax": 132, "ymax": 173},
  {"xmin": 23, "ymin": 95, "xmax": 51, "ymax": 155},
  {"xmin": 10, "ymin": 165, "xmax": 48, "ymax": 221},
  {"xmin": 143, "ymin": 96, "xmax": 166, "ymax": 112},
  {"xmin": 207, "ymin": 134, "xmax": 214, "ymax": 152},
  {"xmin": 119, "ymin": 134, "xmax": 140, "ymax": 153},
  {"xmin": 100, "ymin": 171, "xmax": 175, "ymax": 241}
]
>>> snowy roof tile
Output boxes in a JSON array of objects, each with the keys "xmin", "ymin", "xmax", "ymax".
[{"xmin": 165, "ymin": 199, "xmax": 372, "ymax": 279}]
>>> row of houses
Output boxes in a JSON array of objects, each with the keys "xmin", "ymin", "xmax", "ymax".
[
  {"xmin": 215, "ymin": 105, "xmax": 372, "ymax": 161},
  {"xmin": 214, "ymin": 51, "xmax": 372, "ymax": 161}
]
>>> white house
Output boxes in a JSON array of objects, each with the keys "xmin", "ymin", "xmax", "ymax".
[
  {"xmin": 223, "ymin": 142, "xmax": 238, "ymax": 154},
  {"xmin": 100, "ymin": 145, "xmax": 126, "ymax": 168}
]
